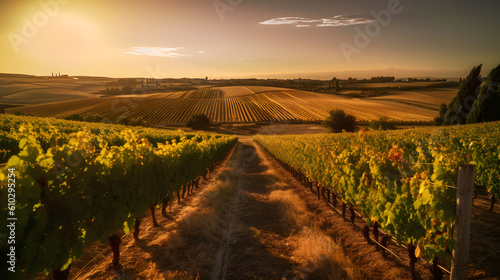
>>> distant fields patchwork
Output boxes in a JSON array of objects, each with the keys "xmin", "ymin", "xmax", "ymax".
[
  {"xmin": 7, "ymin": 86, "xmax": 452, "ymax": 124},
  {"xmin": 0, "ymin": 75, "xmax": 108, "ymax": 105},
  {"xmin": 344, "ymin": 81, "xmax": 450, "ymax": 89},
  {"xmin": 366, "ymin": 88, "xmax": 458, "ymax": 110}
]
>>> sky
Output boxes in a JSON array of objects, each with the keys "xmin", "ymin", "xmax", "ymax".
[{"xmin": 1, "ymin": 0, "xmax": 499, "ymax": 79}]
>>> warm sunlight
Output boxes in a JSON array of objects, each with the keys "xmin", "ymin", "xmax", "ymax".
[
  {"xmin": 20, "ymin": 12, "xmax": 103, "ymax": 66},
  {"xmin": 1, "ymin": 1, "xmax": 500, "ymax": 280},
  {"xmin": 2, "ymin": 0, "xmax": 499, "ymax": 78}
]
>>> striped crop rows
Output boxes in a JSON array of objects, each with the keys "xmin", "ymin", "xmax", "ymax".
[
  {"xmin": 82, "ymin": 90, "xmax": 330, "ymax": 124},
  {"xmin": 12, "ymin": 88, "xmax": 438, "ymax": 125}
]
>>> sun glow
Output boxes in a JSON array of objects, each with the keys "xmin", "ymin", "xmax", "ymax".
[
  {"xmin": 1, "ymin": 1, "xmax": 499, "ymax": 78},
  {"xmin": 20, "ymin": 12, "xmax": 104, "ymax": 66}
]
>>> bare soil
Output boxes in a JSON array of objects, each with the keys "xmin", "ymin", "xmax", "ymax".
[
  {"xmin": 467, "ymin": 196, "xmax": 500, "ymax": 279},
  {"xmin": 57, "ymin": 139, "xmax": 499, "ymax": 280}
]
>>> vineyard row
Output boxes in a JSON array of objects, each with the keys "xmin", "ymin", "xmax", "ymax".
[
  {"xmin": 0, "ymin": 125, "xmax": 237, "ymax": 279},
  {"xmin": 253, "ymin": 122, "xmax": 500, "ymax": 277}
]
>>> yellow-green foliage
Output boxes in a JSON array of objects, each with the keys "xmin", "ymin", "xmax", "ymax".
[{"xmin": 255, "ymin": 121, "xmax": 500, "ymax": 264}]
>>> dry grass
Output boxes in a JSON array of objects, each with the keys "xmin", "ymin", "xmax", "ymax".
[
  {"xmin": 76, "ymin": 164, "xmax": 240, "ymax": 280},
  {"xmin": 269, "ymin": 189, "xmax": 311, "ymax": 228},
  {"xmin": 268, "ymin": 187, "xmax": 364, "ymax": 280},
  {"xmin": 294, "ymin": 228, "xmax": 364, "ymax": 280},
  {"xmin": 154, "ymin": 171, "xmax": 238, "ymax": 278}
]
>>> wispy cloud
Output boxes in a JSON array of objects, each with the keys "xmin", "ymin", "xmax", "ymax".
[
  {"xmin": 124, "ymin": 47, "xmax": 187, "ymax": 58},
  {"xmin": 259, "ymin": 15, "xmax": 376, "ymax": 27}
]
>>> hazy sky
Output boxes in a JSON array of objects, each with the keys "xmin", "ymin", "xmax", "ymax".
[{"xmin": 1, "ymin": 0, "xmax": 499, "ymax": 78}]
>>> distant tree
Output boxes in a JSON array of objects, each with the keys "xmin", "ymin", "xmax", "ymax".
[
  {"xmin": 117, "ymin": 116, "xmax": 129, "ymax": 125},
  {"xmin": 186, "ymin": 114, "xmax": 210, "ymax": 130},
  {"xmin": 370, "ymin": 116, "xmax": 396, "ymax": 130},
  {"xmin": 322, "ymin": 109, "xmax": 356, "ymax": 133},
  {"xmin": 442, "ymin": 64, "xmax": 482, "ymax": 125},
  {"xmin": 106, "ymin": 78, "xmax": 137, "ymax": 87},
  {"xmin": 370, "ymin": 76, "xmax": 395, "ymax": 82},
  {"xmin": 64, "ymin": 114, "xmax": 84, "ymax": 121},
  {"xmin": 63, "ymin": 113, "xmax": 103, "ymax": 123},
  {"xmin": 121, "ymin": 86, "xmax": 133, "ymax": 94},
  {"xmin": 434, "ymin": 103, "xmax": 448, "ymax": 125},
  {"xmin": 329, "ymin": 77, "xmax": 337, "ymax": 88},
  {"xmin": 467, "ymin": 64, "xmax": 500, "ymax": 124},
  {"xmin": 83, "ymin": 114, "xmax": 104, "ymax": 123},
  {"xmin": 129, "ymin": 116, "xmax": 146, "ymax": 127},
  {"xmin": 0, "ymin": 108, "xmax": 5, "ymax": 114}
]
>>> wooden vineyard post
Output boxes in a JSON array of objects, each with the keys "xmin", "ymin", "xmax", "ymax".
[{"xmin": 450, "ymin": 164, "xmax": 475, "ymax": 280}]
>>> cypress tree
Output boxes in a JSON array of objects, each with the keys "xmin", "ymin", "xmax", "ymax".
[
  {"xmin": 467, "ymin": 64, "xmax": 500, "ymax": 123},
  {"xmin": 442, "ymin": 64, "xmax": 482, "ymax": 125}
]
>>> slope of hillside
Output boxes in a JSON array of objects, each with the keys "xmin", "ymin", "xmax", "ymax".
[
  {"xmin": 366, "ymin": 88, "xmax": 458, "ymax": 110},
  {"xmin": 7, "ymin": 86, "xmax": 452, "ymax": 125},
  {"xmin": 0, "ymin": 74, "xmax": 110, "ymax": 106}
]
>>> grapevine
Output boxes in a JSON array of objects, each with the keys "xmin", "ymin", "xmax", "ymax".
[
  {"xmin": 0, "ymin": 123, "xmax": 237, "ymax": 279},
  {"xmin": 254, "ymin": 121, "xmax": 500, "ymax": 268}
]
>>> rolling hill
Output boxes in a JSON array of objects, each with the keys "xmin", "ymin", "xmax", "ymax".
[
  {"xmin": 0, "ymin": 74, "xmax": 110, "ymax": 106},
  {"xmin": 6, "ymin": 86, "xmax": 453, "ymax": 125}
]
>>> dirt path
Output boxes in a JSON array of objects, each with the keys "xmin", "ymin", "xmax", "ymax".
[
  {"xmin": 70, "ymin": 140, "xmax": 361, "ymax": 279},
  {"xmin": 209, "ymin": 139, "xmax": 414, "ymax": 280},
  {"xmin": 211, "ymin": 140, "xmax": 296, "ymax": 280},
  {"xmin": 67, "ymin": 139, "xmax": 499, "ymax": 280}
]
